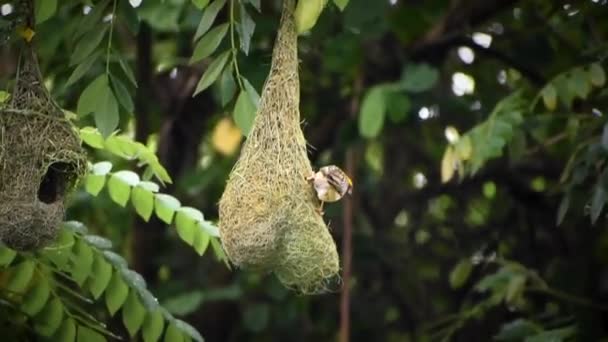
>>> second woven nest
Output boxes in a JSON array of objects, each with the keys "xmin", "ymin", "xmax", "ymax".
[{"xmin": 219, "ymin": 0, "xmax": 339, "ymax": 293}]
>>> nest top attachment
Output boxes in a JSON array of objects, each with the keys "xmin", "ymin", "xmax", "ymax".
[
  {"xmin": 0, "ymin": 44, "xmax": 87, "ymax": 250},
  {"xmin": 219, "ymin": 0, "xmax": 340, "ymax": 294}
]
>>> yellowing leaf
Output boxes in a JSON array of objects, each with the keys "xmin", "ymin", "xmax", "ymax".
[
  {"xmin": 541, "ymin": 84, "xmax": 557, "ymax": 111},
  {"xmin": 212, "ymin": 118, "xmax": 243, "ymax": 155},
  {"xmin": 455, "ymin": 135, "xmax": 472, "ymax": 161},
  {"xmin": 17, "ymin": 26, "xmax": 36, "ymax": 42},
  {"xmin": 441, "ymin": 146, "xmax": 456, "ymax": 183},
  {"xmin": 294, "ymin": 0, "xmax": 327, "ymax": 34}
]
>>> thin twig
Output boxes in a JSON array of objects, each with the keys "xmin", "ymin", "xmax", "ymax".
[
  {"xmin": 339, "ymin": 74, "xmax": 362, "ymax": 342},
  {"xmin": 527, "ymin": 286, "xmax": 608, "ymax": 311}
]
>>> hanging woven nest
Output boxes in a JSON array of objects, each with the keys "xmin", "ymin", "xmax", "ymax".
[
  {"xmin": 0, "ymin": 41, "xmax": 87, "ymax": 250},
  {"xmin": 219, "ymin": 0, "xmax": 339, "ymax": 293}
]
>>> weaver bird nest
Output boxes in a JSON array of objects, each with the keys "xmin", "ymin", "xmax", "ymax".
[
  {"xmin": 0, "ymin": 44, "xmax": 87, "ymax": 250},
  {"xmin": 219, "ymin": 0, "xmax": 339, "ymax": 293}
]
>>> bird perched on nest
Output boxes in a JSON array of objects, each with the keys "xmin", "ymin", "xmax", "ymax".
[{"xmin": 307, "ymin": 165, "xmax": 353, "ymax": 214}]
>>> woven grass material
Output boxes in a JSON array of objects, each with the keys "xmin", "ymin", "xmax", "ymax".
[
  {"xmin": 219, "ymin": 0, "xmax": 339, "ymax": 293},
  {"xmin": 0, "ymin": 44, "xmax": 87, "ymax": 250}
]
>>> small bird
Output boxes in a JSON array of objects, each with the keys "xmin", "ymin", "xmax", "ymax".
[{"xmin": 306, "ymin": 165, "xmax": 353, "ymax": 214}]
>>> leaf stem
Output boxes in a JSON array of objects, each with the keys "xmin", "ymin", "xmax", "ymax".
[
  {"xmin": 229, "ymin": 0, "xmax": 244, "ymax": 90},
  {"xmin": 527, "ymin": 286, "xmax": 608, "ymax": 311},
  {"xmin": 105, "ymin": 0, "xmax": 118, "ymax": 76}
]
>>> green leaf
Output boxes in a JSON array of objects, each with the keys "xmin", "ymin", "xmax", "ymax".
[
  {"xmin": 113, "ymin": 170, "xmax": 141, "ymax": 186},
  {"xmin": 164, "ymin": 322, "xmax": 184, "ymax": 342},
  {"xmin": 465, "ymin": 92, "xmax": 526, "ymax": 174},
  {"xmin": 210, "ymin": 237, "xmax": 230, "ymax": 266},
  {"xmin": 35, "ymin": 0, "xmax": 57, "ymax": 24},
  {"xmin": 154, "ymin": 194, "xmax": 181, "ymax": 224},
  {"xmin": 570, "ymin": 67, "xmax": 591, "ymax": 99},
  {"xmin": 174, "ymin": 319, "xmax": 204, "ymax": 342},
  {"xmin": 238, "ymin": 3, "xmax": 255, "ymax": 55},
  {"xmin": 21, "ymin": 279, "xmax": 51, "ymax": 316},
  {"xmin": 193, "ymin": 50, "xmax": 231, "ymax": 96},
  {"xmin": 178, "ymin": 207, "xmax": 204, "ymax": 222},
  {"xmin": 80, "ymin": 127, "xmax": 105, "ymax": 148},
  {"xmin": 138, "ymin": 181, "xmax": 160, "ymax": 192},
  {"xmin": 118, "ymin": 55, "xmax": 138, "ymax": 87},
  {"xmin": 95, "ymin": 80, "xmax": 121, "ymax": 138},
  {"xmin": 110, "ymin": 74, "xmax": 135, "ymax": 113},
  {"xmin": 132, "ymin": 186, "xmax": 155, "ymax": 221},
  {"xmin": 35, "ymin": 297, "xmax": 63, "ymax": 336},
  {"xmin": 107, "ymin": 174, "xmax": 133, "ymax": 207},
  {"xmin": 400, "ymin": 63, "xmax": 439, "ymax": 93},
  {"xmin": 53, "ymin": 318, "xmax": 76, "ymax": 342},
  {"xmin": 194, "ymin": 0, "xmax": 228, "ymax": 41},
  {"xmin": 449, "ymin": 259, "xmax": 473, "ymax": 289},
  {"xmin": 358, "ymin": 86, "xmax": 386, "ymax": 138},
  {"xmin": 505, "ymin": 274, "xmax": 526, "ymax": 305},
  {"xmin": 175, "ymin": 208, "xmax": 203, "ymax": 246},
  {"xmin": 219, "ymin": 65, "xmax": 237, "ymax": 107},
  {"xmin": 105, "ymin": 136, "xmax": 139, "ymax": 158},
  {"xmin": 192, "ymin": 0, "xmax": 210, "ymax": 9},
  {"xmin": 123, "ymin": 290, "xmax": 146, "ymax": 337},
  {"xmin": 242, "ymin": 77, "xmax": 260, "ymax": 106},
  {"xmin": 70, "ymin": 25, "xmax": 108, "ymax": 66},
  {"xmin": 163, "ymin": 291, "xmax": 204, "ymax": 316},
  {"xmin": 62, "ymin": 221, "xmax": 88, "ymax": 234},
  {"xmin": 88, "ymin": 254, "xmax": 113, "ymax": 299},
  {"xmin": 105, "ymin": 271, "xmax": 129, "ymax": 316},
  {"xmin": 74, "ymin": 0, "xmax": 110, "ymax": 40},
  {"xmin": 85, "ymin": 174, "xmax": 107, "ymax": 196},
  {"xmin": 0, "ymin": 247, "xmax": 17, "ymax": 267},
  {"xmin": 233, "ymin": 90, "xmax": 256, "ymax": 136},
  {"xmin": 92, "ymin": 161, "xmax": 113, "ymax": 175},
  {"xmin": 77, "ymin": 75, "xmax": 108, "ymax": 117},
  {"xmin": 66, "ymin": 51, "xmax": 101, "ymax": 87},
  {"xmin": 200, "ymin": 220, "xmax": 220, "ymax": 237},
  {"xmin": 524, "ymin": 327, "xmax": 576, "ymax": 342},
  {"xmin": 494, "ymin": 319, "xmax": 542, "ymax": 341},
  {"xmin": 333, "ymin": 0, "xmax": 349, "ymax": 11},
  {"xmin": 386, "ymin": 92, "xmax": 410, "ymax": 123},
  {"xmin": 193, "ymin": 225, "xmax": 211, "ymax": 256},
  {"xmin": 44, "ymin": 230, "xmax": 75, "ymax": 268},
  {"xmin": 84, "ymin": 235, "xmax": 113, "ymax": 249},
  {"xmin": 71, "ymin": 240, "xmax": 94, "ymax": 286},
  {"xmin": 103, "ymin": 251, "xmax": 128, "ymax": 269},
  {"xmin": 541, "ymin": 84, "xmax": 557, "ymax": 111},
  {"xmin": 590, "ymin": 63, "xmax": 606, "ymax": 87},
  {"xmin": 7, "ymin": 260, "xmax": 35, "ymax": 293},
  {"xmin": 0, "ymin": 91, "xmax": 10, "ymax": 103},
  {"xmin": 143, "ymin": 310, "xmax": 165, "ymax": 342},
  {"xmin": 191, "ymin": 23, "xmax": 229, "ymax": 63},
  {"xmin": 77, "ymin": 326, "xmax": 107, "ymax": 342}
]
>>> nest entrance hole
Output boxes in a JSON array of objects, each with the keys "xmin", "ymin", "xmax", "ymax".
[{"xmin": 37, "ymin": 162, "xmax": 76, "ymax": 204}]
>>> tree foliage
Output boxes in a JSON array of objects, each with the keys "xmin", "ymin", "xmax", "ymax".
[{"xmin": 1, "ymin": 0, "xmax": 608, "ymax": 341}]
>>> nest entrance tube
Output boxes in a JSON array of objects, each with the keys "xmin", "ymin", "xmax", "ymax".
[
  {"xmin": 0, "ymin": 43, "xmax": 87, "ymax": 251},
  {"xmin": 218, "ymin": 0, "xmax": 340, "ymax": 294}
]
